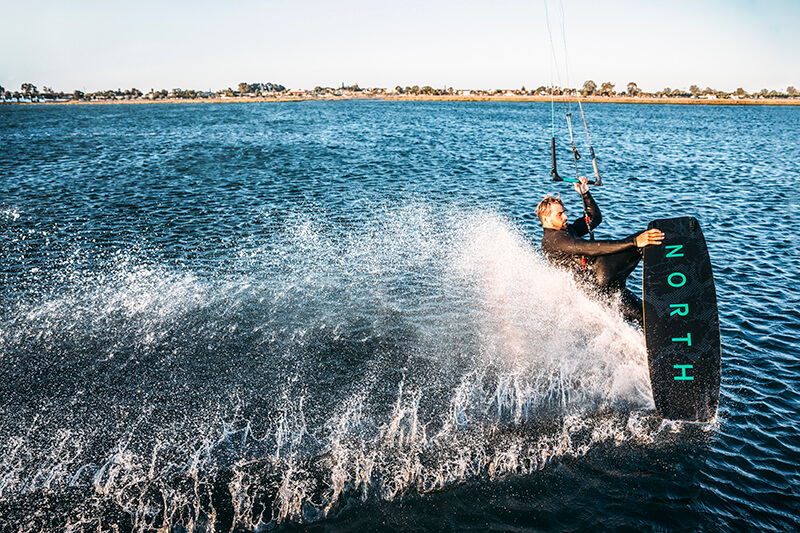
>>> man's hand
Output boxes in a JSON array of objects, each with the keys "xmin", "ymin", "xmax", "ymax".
[
  {"xmin": 636, "ymin": 228, "xmax": 665, "ymax": 248},
  {"xmin": 573, "ymin": 176, "xmax": 590, "ymax": 195}
]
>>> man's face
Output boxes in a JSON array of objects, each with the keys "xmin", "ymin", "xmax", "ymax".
[{"xmin": 545, "ymin": 203, "xmax": 568, "ymax": 230}]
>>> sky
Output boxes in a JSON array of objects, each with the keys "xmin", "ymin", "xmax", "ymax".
[{"xmin": 0, "ymin": 0, "xmax": 797, "ymax": 94}]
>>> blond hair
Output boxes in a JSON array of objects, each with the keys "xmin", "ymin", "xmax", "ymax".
[{"xmin": 536, "ymin": 195, "xmax": 563, "ymax": 223}]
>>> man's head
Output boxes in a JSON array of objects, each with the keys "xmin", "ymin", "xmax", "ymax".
[{"xmin": 537, "ymin": 195, "xmax": 568, "ymax": 230}]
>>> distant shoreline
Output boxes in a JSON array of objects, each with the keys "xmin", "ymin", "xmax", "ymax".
[
  {"xmin": 4, "ymin": 94, "xmax": 800, "ymax": 106},
  {"xmin": 384, "ymin": 95, "xmax": 800, "ymax": 106}
]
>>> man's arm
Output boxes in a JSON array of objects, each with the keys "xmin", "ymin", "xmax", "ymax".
[
  {"xmin": 545, "ymin": 228, "xmax": 638, "ymax": 257},
  {"xmin": 569, "ymin": 190, "xmax": 602, "ymax": 237}
]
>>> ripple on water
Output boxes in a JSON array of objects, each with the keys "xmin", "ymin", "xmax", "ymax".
[{"xmin": 1, "ymin": 101, "xmax": 799, "ymax": 531}]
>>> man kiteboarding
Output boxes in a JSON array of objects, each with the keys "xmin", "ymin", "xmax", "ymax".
[{"xmin": 537, "ymin": 176, "xmax": 664, "ymax": 326}]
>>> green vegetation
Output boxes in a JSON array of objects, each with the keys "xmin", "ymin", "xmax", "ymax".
[
  {"xmin": 0, "ymin": 81, "xmax": 287, "ymax": 102},
  {"xmin": 1, "ymin": 80, "xmax": 798, "ymax": 103},
  {"xmin": 569, "ymin": 80, "xmax": 798, "ymax": 100}
]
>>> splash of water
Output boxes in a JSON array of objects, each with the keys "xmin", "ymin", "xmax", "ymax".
[{"xmin": 0, "ymin": 201, "xmax": 663, "ymax": 531}]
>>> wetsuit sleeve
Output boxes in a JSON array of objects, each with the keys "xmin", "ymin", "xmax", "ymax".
[
  {"xmin": 569, "ymin": 191, "xmax": 602, "ymax": 237},
  {"xmin": 546, "ymin": 228, "xmax": 638, "ymax": 257}
]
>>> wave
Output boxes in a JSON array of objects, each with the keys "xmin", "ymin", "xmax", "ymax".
[{"xmin": 0, "ymin": 201, "xmax": 664, "ymax": 530}]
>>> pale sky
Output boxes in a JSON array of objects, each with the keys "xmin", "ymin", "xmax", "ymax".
[{"xmin": 0, "ymin": 0, "xmax": 797, "ymax": 94}]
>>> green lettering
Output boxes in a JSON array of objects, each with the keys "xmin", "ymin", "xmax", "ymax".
[
  {"xmin": 665, "ymin": 244, "xmax": 685, "ymax": 258},
  {"xmin": 668, "ymin": 272, "xmax": 687, "ymax": 287},
  {"xmin": 674, "ymin": 364, "xmax": 694, "ymax": 380},
  {"xmin": 670, "ymin": 304, "xmax": 689, "ymax": 316},
  {"xmin": 672, "ymin": 333, "xmax": 692, "ymax": 346}
]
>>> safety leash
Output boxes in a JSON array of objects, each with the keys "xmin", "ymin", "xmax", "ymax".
[{"xmin": 581, "ymin": 208, "xmax": 593, "ymax": 270}]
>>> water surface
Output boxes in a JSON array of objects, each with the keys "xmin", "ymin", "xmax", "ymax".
[{"xmin": 1, "ymin": 101, "xmax": 798, "ymax": 531}]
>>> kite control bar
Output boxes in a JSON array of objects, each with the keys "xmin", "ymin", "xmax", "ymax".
[{"xmin": 550, "ymin": 137, "xmax": 602, "ymax": 186}]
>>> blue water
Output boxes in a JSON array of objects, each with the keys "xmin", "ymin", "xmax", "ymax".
[{"xmin": 1, "ymin": 101, "xmax": 798, "ymax": 532}]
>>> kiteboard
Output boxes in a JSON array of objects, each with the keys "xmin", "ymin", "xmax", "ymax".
[{"xmin": 643, "ymin": 217, "xmax": 720, "ymax": 423}]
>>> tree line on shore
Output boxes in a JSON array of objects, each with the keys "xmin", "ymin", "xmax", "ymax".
[
  {"xmin": 0, "ymin": 82, "xmax": 289, "ymax": 102},
  {"xmin": 573, "ymin": 81, "xmax": 797, "ymax": 100},
  {"xmin": 1, "ymin": 81, "xmax": 797, "ymax": 102}
]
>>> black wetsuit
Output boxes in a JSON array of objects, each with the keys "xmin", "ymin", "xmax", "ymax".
[{"xmin": 541, "ymin": 191, "xmax": 644, "ymax": 325}]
